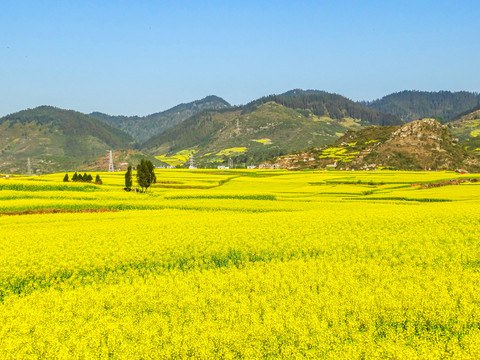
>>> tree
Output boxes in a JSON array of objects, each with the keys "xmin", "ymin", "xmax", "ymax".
[
  {"xmin": 95, "ymin": 174, "xmax": 102, "ymax": 185},
  {"xmin": 125, "ymin": 165, "xmax": 133, "ymax": 191},
  {"xmin": 72, "ymin": 172, "xmax": 78, "ymax": 181},
  {"xmin": 86, "ymin": 174, "xmax": 93, "ymax": 182},
  {"xmin": 63, "ymin": 173, "xmax": 69, "ymax": 182},
  {"xmin": 83, "ymin": 173, "xmax": 89, "ymax": 182},
  {"xmin": 136, "ymin": 159, "xmax": 156, "ymax": 192}
]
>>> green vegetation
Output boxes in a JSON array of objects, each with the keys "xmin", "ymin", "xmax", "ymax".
[
  {"xmin": 244, "ymin": 89, "xmax": 402, "ymax": 126},
  {"xmin": 0, "ymin": 106, "xmax": 134, "ymax": 174},
  {"xmin": 136, "ymin": 159, "xmax": 156, "ymax": 192},
  {"xmin": 364, "ymin": 90, "xmax": 480, "ymax": 123},
  {"xmin": 124, "ymin": 165, "xmax": 133, "ymax": 191},
  {"xmin": 143, "ymin": 100, "xmax": 375, "ymax": 168},
  {"xmin": 90, "ymin": 95, "xmax": 230, "ymax": 142},
  {"xmin": 70, "ymin": 172, "xmax": 100, "ymax": 183}
]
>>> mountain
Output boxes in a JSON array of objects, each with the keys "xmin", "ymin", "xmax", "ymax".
[
  {"xmin": 261, "ymin": 119, "xmax": 480, "ymax": 171},
  {"xmin": 141, "ymin": 90, "xmax": 402, "ymax": 168},
  {"xmin": 363, "ymin": 90, "xmax": 480, "ymax": 123},
  {"xmin": 246, "ymin": 89, "xmax": 402, "ymax": 126},
  {"xmin": 0, "ymin": 106, "xmax": 135, "ymax": 174},
  {"xmin": 90, "ymin": 95, "xmax": 231, "ymax": 142},
  {"xmin": 449, "ymin": 105, "xmax": 480, "ymax": 153}
]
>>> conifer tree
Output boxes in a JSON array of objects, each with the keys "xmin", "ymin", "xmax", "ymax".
[
  {"xmin": 95, "ymin": 174, "xmax": 102, "ymax": 185},
  {"xmin": 63, "ymin": 173, "xmax": 69, "ymax": 182},
  {"xmin": 125, "ymin": 165, "xmax": 133, "ymax": 191},
  {"xmin": 72, "ymin": 172, "xmax": 78, "ymax": 181},
  {"xmin": 136, "ymin": 159, "xmax": 156, "ymax": 192}
]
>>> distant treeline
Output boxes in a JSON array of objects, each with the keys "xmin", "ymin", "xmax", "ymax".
[
  {"xmin": 243, "ymin": 90, "xmax": 402, "ymax": 126},
  {"xmin": 64, "ymin": 172, "xmax": 102, "ymax": 185},
  {"xmin": 363, "ymin": 90, "xmax": 480, "ymax": 123}
]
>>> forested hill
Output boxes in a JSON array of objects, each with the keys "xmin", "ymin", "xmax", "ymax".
[
  {"xmin": 363, "ymin": 90, "xmax": 480, "ymax": 123},
  {"xmin": 0, "ymin": 106, "xmax": 134, "ymax": 174},
  {"xmin": 141, "ymin": 90, "xmax": 404, "ymax": 167},
  {"xmin": 244, "ymin": 89, "xmax": 402, "ymax": 126},
  {"xmin": 90, "ymin": 95, "xmax": 231, "ymax": 142}
]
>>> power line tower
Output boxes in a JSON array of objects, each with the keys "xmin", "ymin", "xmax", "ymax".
[
  {"xmin": 108, "ymin": 150, "xmax": 114, "ymax": 172},
  {"xmin": 236, "ymin": 118, "xmax": 240, "ymax": 131},
  {"xmin": 27, "ymin": 157, "xmax": 32, "ymax": 175},
  {"xmin": 228, "ymin": 157, "xmax": 233, "ymax": 169},
  {"xmin": 189, "ymin": 153, "xmax": 196, "ymax": 169}
]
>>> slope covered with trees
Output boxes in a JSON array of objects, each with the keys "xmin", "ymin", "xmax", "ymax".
[
  {"xmin": 142, "ymin": 90, "xmax": 402, "ymax": 168},
  {"xmin": 90, "ymin": 95, "xmax": 231, "ymax": 142},
  {"xmin": 245, "ymin": 89, "xmax": 402, "ymax": 126},
  {"xmin": 0, "ymin": 106, "xmax": 134, "ymax": 174},
  {"xmin": 364, "ymin": 90, "xmax": 480, "ymax": 123}
]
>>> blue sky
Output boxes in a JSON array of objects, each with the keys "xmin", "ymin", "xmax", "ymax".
[{"xmin": 1, "ymin": 0, "xmax": 479, "ymax": 117}]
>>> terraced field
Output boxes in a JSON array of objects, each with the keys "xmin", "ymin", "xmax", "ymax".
[{"xmin": 1, "ymin": 170, "xmax": 480, "ymax": 359}]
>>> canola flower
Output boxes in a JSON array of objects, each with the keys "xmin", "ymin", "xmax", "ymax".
[{"xmin": 0, "ymin": 170, "xmax": 480, "ymax": 358}]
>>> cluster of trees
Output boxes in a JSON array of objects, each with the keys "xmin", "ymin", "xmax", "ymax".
[
  {"xmin": 61, "ymin": 158, "xmax": 156, "ymax": 192},
  {"xmin": 64, "ymin": 172, "xmax": 102, "ymax": 184},
  {"xmin": 243, "ymin": 90, "xmax": 402, "ymax": 126},
  {"xmin": 364, "ymin": 90, "xmax": 480, "ymax": 123},
  {"xmin": 124, "ymin": 159, "xmax": 156, "ymax": 192}
]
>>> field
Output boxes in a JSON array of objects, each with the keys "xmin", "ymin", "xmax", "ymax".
[{"xmin": 1, "ymin": 169, "xmax": 480, "ymax": 359}]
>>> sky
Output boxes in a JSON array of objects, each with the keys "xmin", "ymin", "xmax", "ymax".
[{"xmin": 1, "ymin": 0, "xmax": 479, "ymax": 117}]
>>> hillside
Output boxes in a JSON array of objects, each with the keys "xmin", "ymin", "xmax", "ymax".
[
  {"xmin": 364, "ymin": 90, "xmax": 480, "ymax": 123},
  {"xmin": 449, "ymin": 105, "xmax": 480, "ymax": 153},
  {"xmin": 0, "ymin": 106, "xmax": 135, "ymax": 174},
  {"xmin": 262, "ymin": 119, "xmax": 480, "ymax": 171},
  {"xmin": 90, "ymin": 95, "xmax": 231, "ymax": 142},
  {"xmin": 141, "ymin": 89, "xmax": 402, "ymax": 168},
  {"xmin": 246, "ymin": 89, "xmax": 402, "ymax": 126}
]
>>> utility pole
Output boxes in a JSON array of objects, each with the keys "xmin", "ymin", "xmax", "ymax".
[{"xmin": 27, "ymin": 157, "xmax": 32, "ymax": 175}]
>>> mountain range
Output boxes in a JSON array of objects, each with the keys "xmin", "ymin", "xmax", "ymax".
[
  {"xmin": 89, "ymin": 95, "xmax": 230, "ymax": 143},
  {"xmin": 1, "ymin": 89, "xmax": 479, "ymax": 174}
]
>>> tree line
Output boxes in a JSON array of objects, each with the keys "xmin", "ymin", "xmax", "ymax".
[
  {"xmin": 63, "ymin": 172, "xmax": 103, "ymax": 184},
  {"xmin": 62, "ymin": 159, "xmax": 156, "ymax": 192}
]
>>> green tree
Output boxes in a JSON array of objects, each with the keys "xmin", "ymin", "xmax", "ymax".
[
  {"xmin": 125, "ymin": 165, "xmax": 133, "ymax": 191},
  {"xmin": 95, "ymin": 174, "xmax": 102, "ymax": 185},
  {"xmin": 83, "ymin": 173, "xmax": 89, "ymax": 182},
  {"xmin": 72, "ymin": 172, "xmax": 79, "ymax": 181},
  {"xmin": 63, "ymin": 173, "xmax": 69, "ymax": 182},
  {"xmin": 136, "ymin": 159, "xmax": 156, "ymax": 192},
  {"xmin": 86, "ymin": 174, "xmax": 93, "ymax": 182}
]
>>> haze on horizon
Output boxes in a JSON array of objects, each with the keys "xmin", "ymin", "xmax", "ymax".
[{"xmin": 1, "ymin": 0, "xmax": 479, "ymax": 118}]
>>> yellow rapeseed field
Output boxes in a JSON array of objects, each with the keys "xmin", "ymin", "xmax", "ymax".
[{"xmin": 1, "ymin": 169, "xmax": 480, "ymax": 359}]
